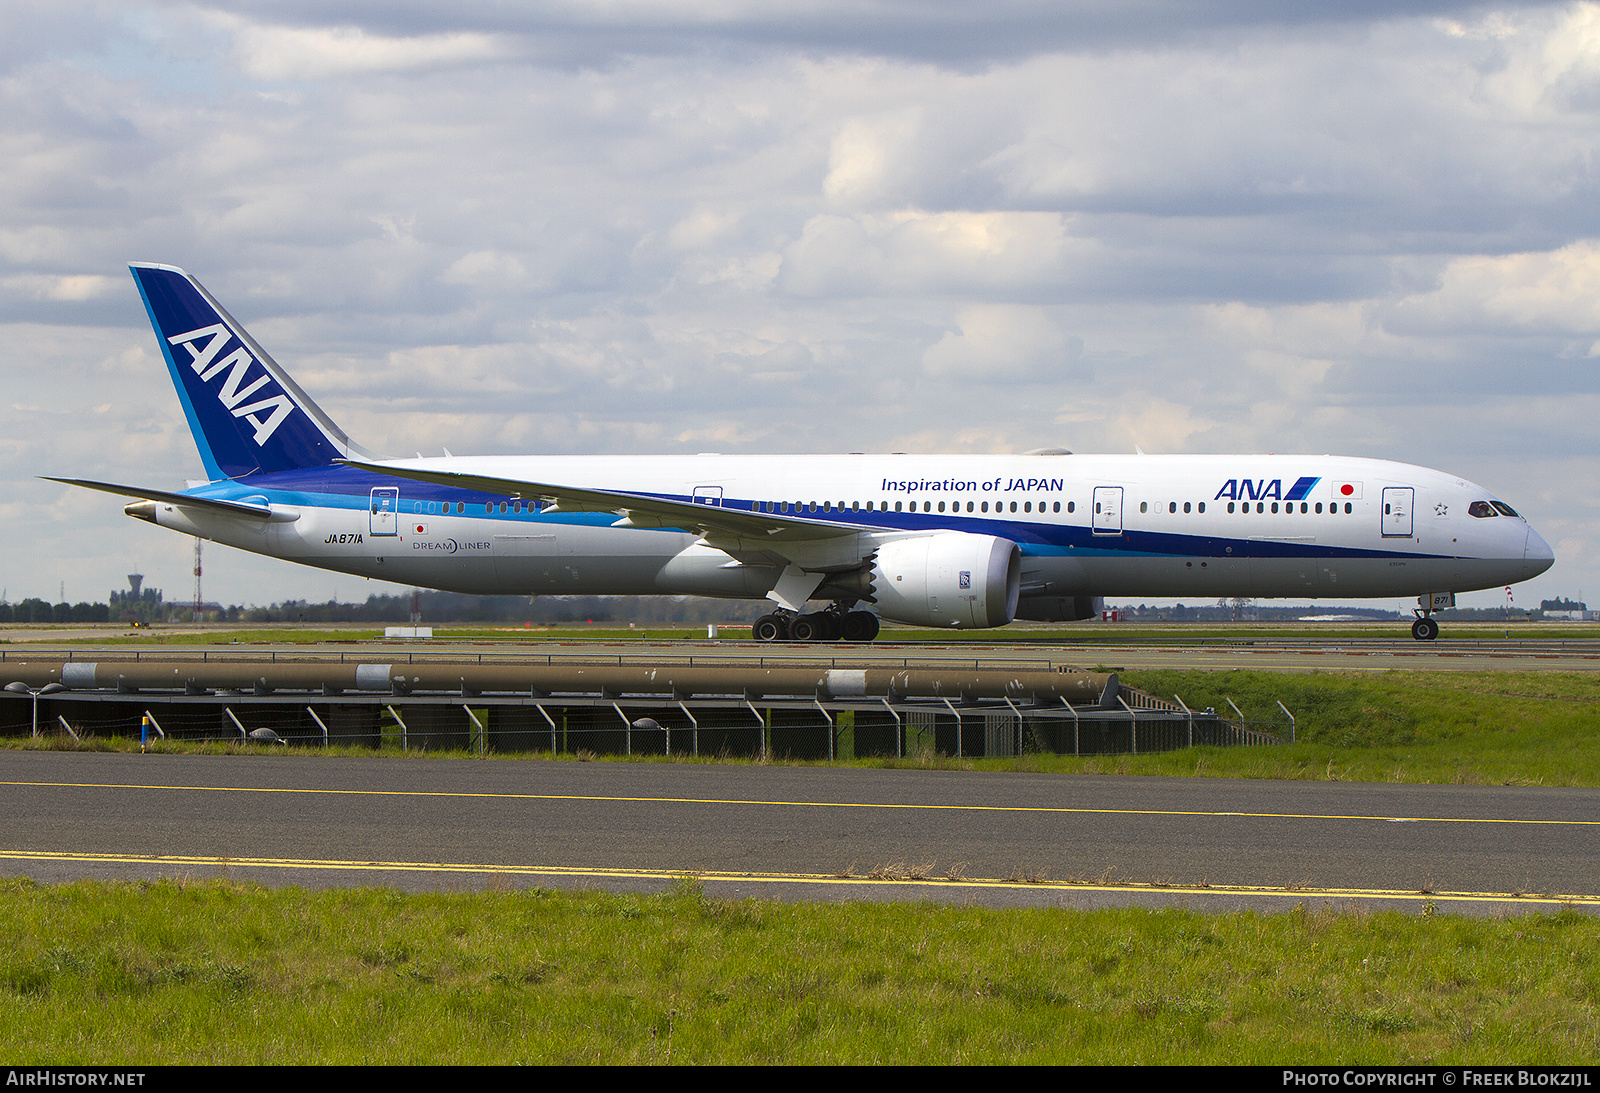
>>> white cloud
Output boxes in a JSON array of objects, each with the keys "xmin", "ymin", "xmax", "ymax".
[
  {"xmin": 0, "ymin": 273, "xmax": 113, "ymax": 301},
  {"xmin": 921, "ymin": 304, "xmax": 1078, "ymax": 381},
  {"xmin": 780, "ymin": 209, "xmax": 1073, "ymax": 295},
  {"xmin": 0, "ymin": 2, "xmax": 1595, "ymax": 607},
  {"xmin": 209, "ymin": 15, "xmax": 513, "ymax": 81},
  {"xmin": 822, "ymin": 110, "xmax": 923, "ymax": 207},
  {"xmin": 1387, "ymin": 240, "xmax": 1600, "ymax": 335},
  {"xmin": 441, "ymin": 250, "xmax": 530, "ymax": 289}
]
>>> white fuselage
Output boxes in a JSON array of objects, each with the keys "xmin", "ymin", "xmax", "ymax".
[{"xmin": 147, "ymin": 452, "xmax": 1553, "ymax": 608}]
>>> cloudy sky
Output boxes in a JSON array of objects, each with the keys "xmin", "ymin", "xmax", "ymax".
[{"xmin": 2, "ymin": 1, "xmax": 1595, "ymax": 611}]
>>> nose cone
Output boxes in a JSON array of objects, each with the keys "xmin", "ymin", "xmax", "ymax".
[{"xmin": 1524, "ymin": 525, "xmax": 1555, "ymax": 578}]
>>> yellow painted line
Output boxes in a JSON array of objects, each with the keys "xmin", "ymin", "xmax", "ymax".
[
  {"xmin": 0, "ymin": 849, "xmax": 1594, "ymax": 906},
  {"xmin": 1, "ymin": 779, "xmax": 1596, "ymax": 828}
]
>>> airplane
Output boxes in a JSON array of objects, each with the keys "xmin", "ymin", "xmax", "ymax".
[{"xmin": 50, "ymin": 263, "xmax": 1554, "ymax": 643}]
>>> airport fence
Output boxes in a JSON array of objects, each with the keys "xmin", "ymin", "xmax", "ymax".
[{"xmin": 2, "ymin": 692, "xmax": 1285, "ymax": 760}]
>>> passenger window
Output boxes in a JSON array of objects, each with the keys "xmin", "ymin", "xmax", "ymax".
[
  {"xmin": 1183, "ymin": 502, "xmax": 1190, "ymax": 513},
  {"xmin": 1011, "ymin": 502, "xmax": 1018, "ymax": 513},
  {"xmin": 1197, "ymin": 502, "xmax": 1204, "ymax": 513},
  {"xmin": 895, "ymin": 502, "xmax": 902, "ymax": 512},
  {"xmin": 1053, "ymin": 502, "xmax": 1060, "ymax": 513},
  {"xmin": 938, "ymin": 501, "xmax": 945, "ymax": 513},
  {"xmin": 981, "ymin": 501, "xmax": 989, "ymax": 513},
  {"xmin": 1140, "ymin": 502, "xmax": 1148, "ymax": 513},
  {"xmin": 1024, "ymin": 502, "xmax": 1032, "ymax": 513},
  {"xmin": 967, "ymin": 501, "xmax": 974, "ymax": 512},
  {"xmin": 1344, "ymin": 502, "xmax": 1352, "ymax": 514},
  {"xmin": 1315, "ymin": 502, "xmax": 1322, "ymax": 514},
  {"xmin": 1227, "ymin": 502, "xmax": 1235, "ymax": 513},
  {"xmin": 1168, "ymin": 502, "xmax": 1176, "ymax": 513}
]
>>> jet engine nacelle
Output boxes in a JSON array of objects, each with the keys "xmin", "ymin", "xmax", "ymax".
[{"xmin": 869, "ymin": 532, "xmax": 1021, "ymax": 629}]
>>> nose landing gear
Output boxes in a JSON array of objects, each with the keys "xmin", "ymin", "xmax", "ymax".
[{"xmin": 1411, "ymin": 592, "xmax": 1454, "ymax": 641}]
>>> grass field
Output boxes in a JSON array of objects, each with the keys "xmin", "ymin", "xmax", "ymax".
[
  {"xmin": 2, "ymin": 878, "xmax": 1596, "ymax": 1064},
  {"xmin": 2, "ymin": 619, "xmax": 1594, "ymax": 645}
]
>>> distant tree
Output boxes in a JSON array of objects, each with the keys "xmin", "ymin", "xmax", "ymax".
[{"xmin": 16, "ymin": 598, "xmax": 51, "ymax": 623}]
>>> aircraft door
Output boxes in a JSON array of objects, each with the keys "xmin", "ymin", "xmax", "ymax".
[
  {"xmin": 1092, "ymin": 486, "xmax": 1123, "ymax": 535},
  {"xmin": 1381, "ymin": 487, "xmax": 1413, "ymax": 538},
  {"xmin": 370, "ymin": 487, "xmax": 399, "ymax": 536},
  {"xmin": 692, "ymin": 486, "xmax": 723, "ymax": 507}
]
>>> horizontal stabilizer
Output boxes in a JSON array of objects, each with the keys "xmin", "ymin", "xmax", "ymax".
[{"xmin": 44, "ymin": 477, "xmax": 275, "ymax": 518}]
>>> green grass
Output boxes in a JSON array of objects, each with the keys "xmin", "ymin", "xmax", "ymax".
[
  {"xmin": 1098, "ymin": 669, "xmax": 1600, "ymax": 786},
  {"xmin": 1, "ymin": 878, "xmax": 1595, "ymax": 1064}
]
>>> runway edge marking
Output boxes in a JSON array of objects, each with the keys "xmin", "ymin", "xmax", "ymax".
[{"xmin": 1, "ymin": 849, "xmax": 1594, "ymax": 907}]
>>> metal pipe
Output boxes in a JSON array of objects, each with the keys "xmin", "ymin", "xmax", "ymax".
[{"xmin": 5, "ymin": 659, "xmax": 1111, "ymax": 704}]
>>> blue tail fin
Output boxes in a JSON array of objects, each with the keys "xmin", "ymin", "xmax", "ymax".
[{"xmin": 130, "ymin": 263, "xmax": 368, "ymax": 480}]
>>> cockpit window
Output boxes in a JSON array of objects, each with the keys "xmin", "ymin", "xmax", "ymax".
[
  {"xmin": 1490, "ymin": 501, "xmax": 1520, "ymax": 518},
  {"xmin": 1468, "ymin": 501, "xmax": 1497, "ymax": 518}
]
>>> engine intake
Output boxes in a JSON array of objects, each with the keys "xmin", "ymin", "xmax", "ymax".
[{"xmin": 870, "ymin": 533, "xmax": 1021, "ymax": 629}]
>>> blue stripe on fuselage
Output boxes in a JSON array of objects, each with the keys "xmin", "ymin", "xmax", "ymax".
[{"xmin": 180, "ymin": 473, "xmax": 1439, "ymax": 561}]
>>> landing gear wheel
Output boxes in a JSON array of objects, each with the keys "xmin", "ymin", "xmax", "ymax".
[
  {"xmin": 752, "ymin": 614, "xmax": 787, "ymax": 643},
  {"xmin": 789, "ymin": 613, "xmax": 833, "ymax": 642},
  {"xmin": 839, "ymin": 611, "xmax": 880, "ymax": 642},
  {"xmin": 1411, "ymin": 616, "xmax": 1439, "ymax": 641}
]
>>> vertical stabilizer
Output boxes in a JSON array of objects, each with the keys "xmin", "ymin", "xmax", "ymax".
[{"xmin": 130, "ymin": 263, "xmax": 369, "ymax": 480}]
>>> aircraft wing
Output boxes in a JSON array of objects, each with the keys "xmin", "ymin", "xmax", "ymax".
[
  {"xmin": 44, "ymin": 477, "xmax": 275, "ymax": 518},
  {"xmin": 338, "ymin": 458, "xmax": 874, "ymax": 544}
]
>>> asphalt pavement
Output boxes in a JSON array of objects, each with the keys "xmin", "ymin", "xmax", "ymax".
[{"xmin": 2, "ymin": 750, "xmax": 1595, "ymax": 913}]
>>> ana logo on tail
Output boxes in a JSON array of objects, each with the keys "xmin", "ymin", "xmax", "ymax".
[{"xmin": 167, "ymin": 324, "xmax": 295, "ymax": 446}]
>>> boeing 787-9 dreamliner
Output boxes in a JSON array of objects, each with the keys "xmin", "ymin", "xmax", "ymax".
[{"xmin": 51, "ymin": 264, "xmax": 1555, "ymax": 642}]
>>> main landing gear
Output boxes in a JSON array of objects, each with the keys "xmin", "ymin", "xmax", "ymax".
[
  {"xmin": 1410, "ymin": 592, "xmax": 1454, "ymax": 641},
  {"xmin": 752, "ymin": 606, "xmax": 881, "ymax": 643}
]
